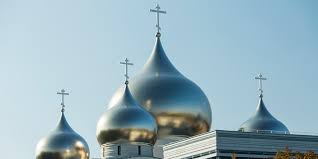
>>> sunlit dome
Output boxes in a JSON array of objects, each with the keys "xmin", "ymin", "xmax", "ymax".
[
  {"xmin": 96, "ymin": 84, "xmax": 158, "ymax": 145},
  {"xmin": 240, "ymin": 74, "xmax": 289, "ymax": 134},
  {"xmin": 35, "ymin": 112, "xmax": 90, "ymax": 159},
  {"xmin": 109, "ymin": 35, "xmax": 212, "ymax": 139},
  {"xmin": 36, "ymin": 89, "xmax": 90, "ymax": 159},
  {"xmin": 239, "ymin": 94, "xmax": 289, "ymax": 134}
]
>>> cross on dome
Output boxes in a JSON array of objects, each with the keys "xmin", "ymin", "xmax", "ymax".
[
  {"xmin": 150, "ymin": 4, "xmax": 166, "ymax": 37},
  {"xmin": 255, "ymin": 73, "xmax": 267, "ymax": 97},
  {"xmin": 57, "ymin": 89, "xmax": 69, "ymax": 112},
  {"xmin": 120, "ymin": 58, "xmax": 133, "ymax": 84}
]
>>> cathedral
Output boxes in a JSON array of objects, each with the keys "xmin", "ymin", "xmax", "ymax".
[{"xmin": 35, "ymin": 4, "xmax": 318, "ymax": 159}]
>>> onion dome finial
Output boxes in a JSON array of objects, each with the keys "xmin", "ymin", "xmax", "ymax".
[
  {"xmin": 150, "ymin": 4, "xmax": 166, "ymax": 37},
  {"xmin": 120, "ymin": 58, "xmax": 133, "ymax": 85},
  {"xmin": 57, "ymin": 89, "xmax": 69, "ymax": 112},
  {"xmin": 255, "ymin": 73, "xmax": 267, "ymax": 97}
]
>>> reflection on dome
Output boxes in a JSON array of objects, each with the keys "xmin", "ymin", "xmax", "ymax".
[
  {"xmin": 35, "ymin": 113, "xmax": 90, "ymax": 159},
  {"xmin": 121, "ymin": 36, "xmax": 212, "ymax": 138},
  {"xmin": 97, "ymin": 128, "xmax": 157, "ymax": 144},
  {"xmin": 156, "ymin": 112, "xmax": 209, "ymax": 136}
]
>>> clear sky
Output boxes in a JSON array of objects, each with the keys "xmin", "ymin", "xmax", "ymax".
[{"xmin": 1, "ymin": 0, "xmax": 318, "ymax": 158}]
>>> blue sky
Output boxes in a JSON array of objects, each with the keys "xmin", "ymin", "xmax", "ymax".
[{"xmin": 1, "ymin": 0, "xmax": 318, "ymax": 158}]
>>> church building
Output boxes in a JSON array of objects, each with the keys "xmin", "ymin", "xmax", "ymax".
[{"xmin": 35, "ymin": 4, "xmax": 318, "ymax": 159}]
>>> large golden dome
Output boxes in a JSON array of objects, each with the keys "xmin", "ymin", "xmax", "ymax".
[
  {"xmin": 109, "ymin": 35, "xmax": 212, "ymax": 138},
  {"xmin": 96, "ymin": 84, "xmax": 158, "ymax": 145},
  {"xmin": 35, "ymin": 112, "xmax": 90, "ymax": 159}
]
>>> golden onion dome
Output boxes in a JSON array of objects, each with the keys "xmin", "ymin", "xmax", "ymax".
[
  {"xmin": 35, "ymin": 112, "xmax": 90, "ymax": 159},
  {"xmin": 96, "ymin": 84, "xmax": 158, "ymax": 145},
  {"xmin": 239, "ymin": 95, "xmax": 289, "ymax": 134},
  {"xmin": 109, "ymin": 35, "xmax": 212, "ymax": 138}
]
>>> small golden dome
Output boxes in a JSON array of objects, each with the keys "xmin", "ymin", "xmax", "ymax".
[
  {"xmin": 96, "ymin": 84, "xmax": 158, "ymax": 145},
  {"xmin": 35, "ymin": 113, "xmax": 90, "ymax": 159}
]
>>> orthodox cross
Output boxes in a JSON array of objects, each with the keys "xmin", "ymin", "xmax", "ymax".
[
  {"xmin": 57, "ymin": 89, "xmax": 69, "ymax": 112},
  {"xmin": 150, "ymin": 4, "xmax": 166, "ymax": 34},
  {"xmin": 255, "ymin": 73, "xmax": 267, "ymax": 96},
  {"xmin": 120, "ymin": 58, "xmax": 133, "ymax": 84}
]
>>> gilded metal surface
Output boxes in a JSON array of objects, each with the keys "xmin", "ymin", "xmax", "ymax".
[
  {"xmin": 96, "ymin": 84, "xmax": 158, "ymax": 145},
  {"xmin": 36, "ymin": 113, "xmax": 90, "ymax": 159},
  {"xmin": 109, "ymin": 37, "xmax": 212, "ymax": 138},
  {"xmin": 239, "ymin": 96, "xmax": 289, "ymax": 134}
]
